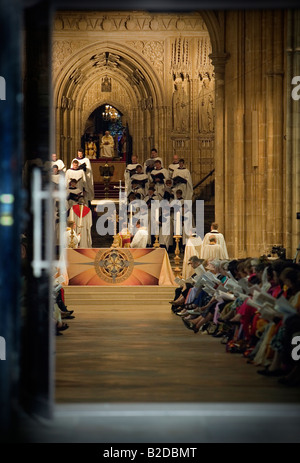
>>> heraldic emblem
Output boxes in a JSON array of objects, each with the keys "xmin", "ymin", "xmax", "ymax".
[{"xmin": 94, "ymin": 248, "xmax": 134, "ymax": 283}]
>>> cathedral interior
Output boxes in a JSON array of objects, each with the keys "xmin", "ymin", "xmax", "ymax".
[{"xmin": 0, "ymin": 0, "xmax": 300, "ymax": 445}]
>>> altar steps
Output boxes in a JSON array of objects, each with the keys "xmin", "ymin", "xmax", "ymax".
[
  {"xmin": 64, "ymin": 285, "xmax": 175, "ymax": 308},
  {"xmin": 93, "ymin": 182, "xmax": 120, "ymax": 199}
]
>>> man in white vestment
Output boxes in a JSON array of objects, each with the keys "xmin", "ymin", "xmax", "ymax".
[
  {"xmin": 51, "ymin": 164, "xmax": 65, "ymax": 189},
  {"xmin": 69, "ymin": 197, "xmax": 92, "ymax": 248},
  {"xmin": 182, "ymin": 231, "xmax": 203, "ymax": 278},
  {"xmin": 172, "ymin": 158, "xmax": 193, "ymax": 200},
  {"xmin": 150, "ymin": 160, "xmax": 169, "ymax": 199},
  {"xmin": 70, "ymin": 149, "xmax": 94, "ymax": 202},
  {"xmin": 65, "ymin": 160, "xmax": 87, "ymax": 205},
  {"xmin": 51, "ymin": 153, "xmax": 66, "ymax": 172},
  {"xmin": 100, "ymin": 130, "xmax": 115, "ymax": 158},
  {"xmin": 124, "ymin": 154, "xmax": 140, "ymax": 192},
  {"xmin": 201, "ymin": 236, "xmax": 227, "ymax": 260},
  {"xmin": 144, "ymin": 148, "xmax": 163, "ymax": 175},
  {"xmin": 201, "ymin": 222, "xmax": 229, "ymax": 259},
  {"xmin": 130, "ymin": 164, "xmax": 149, "ymax": 197},
  {"xmin": 168, "ymin": 153, "xmax": 180, "ymax": 178},
  {"xmin": 130, "ymin": 220, "xmax": 148, "ymax": 248}
]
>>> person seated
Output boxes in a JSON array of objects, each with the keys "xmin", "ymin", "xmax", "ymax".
[
  {"xmin": 170, "ymin": 255, "xmax": 204, "ymax": 313},
  {"xmin": 100, "ymin": 130, "xmax": 115, "ymax": 158}
]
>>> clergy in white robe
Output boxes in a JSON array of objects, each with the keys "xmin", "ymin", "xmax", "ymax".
[
  {"xmin": 182, "ymin": 232, "xmax": 203, "ymax": 278},
  {"xmin": 130, "ymin": 221, "xmax": 149, "ymax": 248},
  {"xmin": 69, "ymin": 198, "xmax": 92, "ymax": 248},
  {"xmin": 100, "ymin": 131, "xmax": 115, "ymax": 158},
  {"xmin": 130, "ymin": 165, "xmax": 149, "ymax": 197},
  {"xmin": 70, "ymin": 149, "xmax": 94, "ymax": 202},
  {"xmin": 124, "ymin": 155, "xmax": 140, "ymax": 192},
  {"xmin": 168, "ymin": 154, "xmax": 180, "ymax": 178},
  {"xmin": 172, "ymin": 159, "xmax": 193, "ymax": 200},
  {"xmin": 51, "ymin": 165, "xmax": 65, "ymax": 189},
  {"xmin": 201, "ymin": 236, "xmax": 227, "ymax": 260},
  {"xmin": 65, "ymin": 160, "xmax": 87, "ymax": 202},
  {"xmin": 51, "ymin": 153, "xmax": 66, "ymax": 172},
  {"xmin": 144, "ymin": 148, "xmax": 163, "ymax": 175},
  {"xmin": 201, "ymin": 222, "xmax": 229, "ymax": 259},
  {"xmin": 150, "ymin": 160, "xmax": 169, "ymax": 199}
]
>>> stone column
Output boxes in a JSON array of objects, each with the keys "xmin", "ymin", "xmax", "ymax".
[
  {"xmin": 286, "ymin": 10, "xmax": 300, "ymax": 259},
  {"xmin": 264, "ymin": 10, "xmax": 285, "ymax": 254},
  {"xmin": 209, "ymin": 52, "xmax": 229, "ymax": 237}
]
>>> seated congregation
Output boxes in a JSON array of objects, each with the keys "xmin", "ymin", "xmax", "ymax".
[{"xmin": 170, "ymin": 255, "xmax": 300, "ymax": 387}]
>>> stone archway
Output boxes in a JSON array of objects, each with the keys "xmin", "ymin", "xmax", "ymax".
[{"xmin": 52, "ymin": 10, "xmax": 222, "ymax": 188}]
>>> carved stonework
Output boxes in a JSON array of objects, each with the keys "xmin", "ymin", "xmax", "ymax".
[
  {"xmin": 90, "ymin": 52, "xmax": 121, "ymax": 69},
  {"xmin": 126, "ymin": 41, "xmax": 164, "ymax": 77},
  {"xmin": 52, "ymin": 40, "xmax": 90, "ymax": 76},
  {"xmin": 101, "ymin": 76, "xmax": 112, "ymax": 92},
  {"xmin": 172, "ymin": 77, "xmax": 190, "ymax": 133},
  {"xmin": 140, "ymin": 96, "xmax": 153, "ymax": 111},
  {"xmin": 82, "ymin": 79, "xmax": 133, "ymax": 125},
  {"xmin": 196, "ymin": 37, "xmax": 214, "ymax": 73},
  {"xmin": 171, "ymin": 38, "xmax": 191, "ymax": 78},
  {"xmin": 198, "ymin": 75, "xmax": 215, "ymax": 134},
  {"xmin": 54, "ymin": 12, "xmax": 207, "ymax": 32}
]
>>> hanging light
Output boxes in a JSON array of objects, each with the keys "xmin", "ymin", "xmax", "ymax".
[{"xmin": 102, "ymin": 104, "xmax": 120, "ymax": 121}]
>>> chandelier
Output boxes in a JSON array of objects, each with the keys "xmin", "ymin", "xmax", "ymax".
[{"xmin": 102, "ymin": 104, "xmax": 120, "ymax": 121}]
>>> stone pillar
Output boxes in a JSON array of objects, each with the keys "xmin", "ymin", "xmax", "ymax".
[
  {"xmin": 209, "ymin": 52, "xmax": 229, "ymax": 238},
  {"xmin": 265, "ymin": 11, "xmax": 285, "ymax": 254},
  {"xmin": 286, "ymin": 10, "xmax": 300, "ymax": 259}
]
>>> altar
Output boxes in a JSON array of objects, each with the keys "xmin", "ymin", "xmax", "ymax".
[{"xmin": 62, "ymin": 247, "xmax": 176, "ymax": 286}]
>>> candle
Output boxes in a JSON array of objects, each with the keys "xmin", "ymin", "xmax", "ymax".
[
  {"xmin": 176, "ymin": 211, "xmax": 181, "ymax": 236},
  {"xmin": 130, "ymin": 204, "xmax": 133, "ymax": 229},
  {"xmin": 79, "ymin": 204, "xmax": 83, "ymax": 228},
  {"xmin": 114, "ymin": 210, "xmax": 117, "ymax": 235},
  {"xmin": 155, "ymin": 208, "xmax": 160, "ymax": 236}
]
